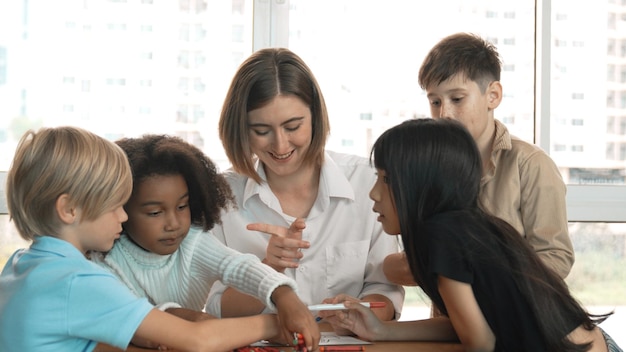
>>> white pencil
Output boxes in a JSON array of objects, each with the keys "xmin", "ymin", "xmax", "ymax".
[{"xmin": 307, "ymin": 302, "xmax": 386, "ymax": 311}]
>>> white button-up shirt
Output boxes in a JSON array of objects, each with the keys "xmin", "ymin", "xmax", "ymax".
[{"xmin": 206, "ymin": 151, "xmax": 404, "ymax": 318}]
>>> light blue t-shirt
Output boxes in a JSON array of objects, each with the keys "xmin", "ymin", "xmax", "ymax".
[{"xmin": 0, "ymin": 236, "xmax": 153, "ymax": 352}]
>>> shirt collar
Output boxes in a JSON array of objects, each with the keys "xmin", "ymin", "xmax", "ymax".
[
  {"xmin": 31, "ymin": 235, "xmax": 86, "ymax": 259},
  {"xmin": 320, "ymin": 152, "xmax": 355, "ymax": 200},
  {"xmin": 116, "ymin": 234, "xmax": 171, "ymax": 266},
  {"xmin": 484, "ymin": 120, "xmax": 513, "ymax": 183},
  {"xmin": 242, "ymin": 152, "xmax": 355, "ymax": 207},
  {"xmin": 492, "ymin": 119, "xmax": 512, "ymax": 153}
]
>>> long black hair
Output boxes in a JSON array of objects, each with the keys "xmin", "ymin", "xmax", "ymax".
[{"xmin": 371, "ymin": 118, "xmax": 609, "ymax": 351}]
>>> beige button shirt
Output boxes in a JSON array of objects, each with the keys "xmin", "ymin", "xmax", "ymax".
[{"xmin": 480, "ymin": 120, "xmax": 574, "ymax": 279}]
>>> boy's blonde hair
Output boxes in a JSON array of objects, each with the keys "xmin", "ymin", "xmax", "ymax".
[{"xmin": 6, "ymin": 126, "xmax": 132, "ymax": 241}]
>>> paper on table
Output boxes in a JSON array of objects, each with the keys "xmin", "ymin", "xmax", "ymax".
[
  {"xmin": 250, "ymin": 332, "xmax": 372, "ymax": 347},
  {"xmin": 318, "ymin": 332, "xmax": 372, "ymax": 345}
]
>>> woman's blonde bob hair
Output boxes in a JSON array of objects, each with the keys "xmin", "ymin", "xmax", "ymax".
[
  {"xmin": 6, "ymin": 126, "xmax": 132, "ymax": 241},
  {"xmin": 219, "ymin": 48, "xmax": 331, "ymax": 183}
]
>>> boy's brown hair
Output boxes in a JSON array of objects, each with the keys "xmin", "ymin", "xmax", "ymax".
[{"xmin": 419, "ymin": 32, "xmax": 502, "ymax": 93}]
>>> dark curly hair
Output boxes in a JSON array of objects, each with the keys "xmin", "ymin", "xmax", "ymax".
[{"xmin": 116, "ymin": 134, "xmax": 235, "ymax": 232}]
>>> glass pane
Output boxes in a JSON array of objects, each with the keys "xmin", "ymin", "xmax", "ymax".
[
  {"xmin": 0, "ymin": 214, "xmax": 29, "ymax": 270},
  {"xmin": 400, "ymin": 222, "xmax": 626, "ymax": 347},
  {"xmin": 287, "ymin": 0, "xmax": 535, "ymax": 158},
  {"xmin": 0, "ymin": 0, "xmax": 254, "ymax": 171},
  {"xmin": 551, "ymin": 1, "xmax": 626, "ymax": 185}
]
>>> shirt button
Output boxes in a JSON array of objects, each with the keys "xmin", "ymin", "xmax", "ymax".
[{"xmin": 298, "ymin": 266, "xmax": 306, "ymax": 272}]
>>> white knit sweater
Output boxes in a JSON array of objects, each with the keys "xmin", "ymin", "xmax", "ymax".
[{"xmin": 92, "ymin": 227, "xmax": 296, "ymax": 312}]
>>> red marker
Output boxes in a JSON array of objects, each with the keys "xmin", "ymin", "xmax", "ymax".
[{"xmin": 319, "ymin": 346, "xmax": 366, "ymax": 351}]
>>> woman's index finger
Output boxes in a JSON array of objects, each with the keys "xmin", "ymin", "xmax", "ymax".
[{"xmin": 246, "ymin": 222, "xmax": 287, "ymax": 237}]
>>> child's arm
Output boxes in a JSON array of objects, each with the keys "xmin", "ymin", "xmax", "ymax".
[
  {"xmin": 219, "ymin": 286, "xmax": 266, "ymax": 316},
  {"xmin": 326, "ymin": 300, "xmax": 458, "ymax": 342},
  {"xmin": 164, "ymin": 307, "xmax": 216, "ymax": 321},
  {"xmin": 317, "ymin": 293, "xmax": 395, "ymax": 334},
  {"xmin": 437, "ymin": 276, "xmax": 495, "ymax": 351},
  {"xmin": 134, "ymin": 308, "xmax": 282, "ymax": 352},
  {"xmin": 382, "ymin": 251, "xmax": 417, "ymax": 286},
  {"xmin": 128, "ymin": 308, "xmax": 216, "ymax": 350},
  {"xmin": 270, "ymin": 285, "xmax": 320, "ymax": 351},
  {"xmin": 518, "ymin": 153, "xmax": 573, "ymax": 279}
]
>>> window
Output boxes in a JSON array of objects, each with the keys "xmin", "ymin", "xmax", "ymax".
[
  {"xmin": 608, "ymin": 116, "xmax": 616, "ymax": 133},
  {"xmin": 608, "ymin": 91, "xmax": 616, "ymax": 107},
  {"xmin": 194, "ymin": 51, "xmax": 207, "ymax": 67},
  {"xmin": 177, "ymin": 104, "xmax": 189, "ymax": 123},
  {"xmin": 607, "ymin": 143, "xmax": 615, "ymax": 159},
  {"xmin": 287, "ymin": 0, "xmax": 534, "ymax": 151},
  {"xmin": 609, "ymin": 13, "xmax": 617, "ymax": 29},
  {"xmin": 179, "ymin": 24, "xmax": 190, "ymax": 41},
  {"xmin": 194, "ymin": 24, "xmax": 206, "ymax": 42},
  {"xmin": 486, "ymin": 36, "xmax": 498, "ymax": 45},
  {"xmin": 619, "ymin": 65, "xmax": 626, "ymax": 83},
  {"xmin": 139, "ymin": 79, "xmax": 152, "ymax": 87},
  {"xmin": 608, "ymin": 38, "xmax": 616, "ymax": 55},
  {"xmin": 0, "ymin": 1, "xmax": 614, "ymax": 202},
  {"xmin": 0, "ymin": 47, "xmax": 6, "ymax": 85},
  {"xmin": 81, "ymin": 80, "xmax": 91, "ymax": 92},
  {"xmin": 193, "ymin": 78, "xmax": 206, "ymax": 93},
  {"xmin": 140, "ymin": 52, "xmax": 153, "ymax": 60},
  {"xmin": 0, "ymin": 0, "xmax": 254, "ymax": 170},
  {"xmin": 178, "ymin": 51, "xmax": 190, "ymax": 68},
  {"xmin": 232, "ymin": 24, "xmax": 245, "ymax": 43},
  {"xmin": 341, "ymin": 139, "xmax": 354, "ymax": 147},
  {"xmin": 106, "ymin": 23, "xmax": 127, "ymax": 31},
  {"xmin": 501, "ymin": 115, "xmax": 515, "ymax": 124}
]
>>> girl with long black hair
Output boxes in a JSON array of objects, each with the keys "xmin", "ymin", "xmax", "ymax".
[{"xmin": 328, "ymin": 118, "xmax": 621, "ymax": 352}]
